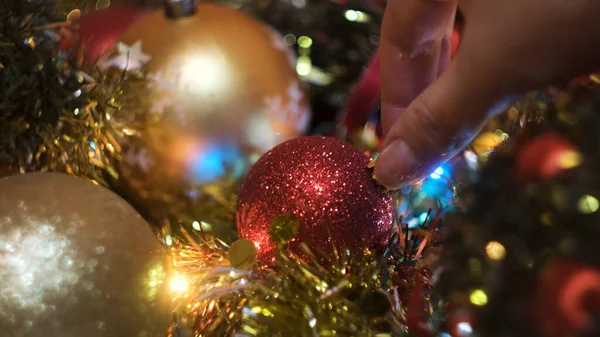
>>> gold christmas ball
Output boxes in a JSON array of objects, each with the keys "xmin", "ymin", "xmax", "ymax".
[
  {"xmin": 0, "ymin": 173, "xmax": 174, "ymax": 337},
  {"xmin": 106, "ymin": 3, "xmax": 310, "ymax": 231}
]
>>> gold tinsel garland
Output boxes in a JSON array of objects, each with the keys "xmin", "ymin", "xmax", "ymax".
[
  {"xmin": 169, "ymin": 211, "xmax": 442, "ymax": 337},
  {"xmin": 0, "ymin": 0, "xmax": 137, "ymax": 184}
]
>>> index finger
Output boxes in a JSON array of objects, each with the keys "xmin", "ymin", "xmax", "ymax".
[{"xmin": 380, "ymin": 0, "xmax": 458, "ymax": 137}]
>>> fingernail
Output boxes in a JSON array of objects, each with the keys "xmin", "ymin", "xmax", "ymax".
[{"xmin": 374, "ymin": 139, "xmax": 421, "ymax": 190}]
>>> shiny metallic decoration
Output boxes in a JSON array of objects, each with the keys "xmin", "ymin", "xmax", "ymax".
[
  {"xmin": 0, "ymin": 173, "xmax": 174, "ymax": 337},
  {"xmin": 172, "ymin": 237, "xmax": 407, "ymax": 336}
]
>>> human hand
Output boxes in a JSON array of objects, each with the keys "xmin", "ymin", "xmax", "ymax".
[{"xmin": 374, "ymin": 0, "xmax": 600, "ymax": 190}]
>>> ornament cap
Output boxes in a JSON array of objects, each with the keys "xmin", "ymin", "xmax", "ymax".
[{"xmin": 164, "ymin": 0, "xmax": 196, "ymax": 19}]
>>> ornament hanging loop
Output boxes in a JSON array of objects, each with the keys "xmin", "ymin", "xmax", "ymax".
[{"xmin": 164, "ymin": 0, "xmax": 196, "ymax": 19}]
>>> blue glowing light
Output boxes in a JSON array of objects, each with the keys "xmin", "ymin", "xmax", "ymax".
[
  {"xmin": 419, "ymin": 212, "xmax": 429, "ymax": 223},
  {"xmin": 188, "ymin": 143, "xmax": 243, "ymax": 183},
  {"xmin": 429, "ymin": 166, "xmax": 444, "ymax": 179}
]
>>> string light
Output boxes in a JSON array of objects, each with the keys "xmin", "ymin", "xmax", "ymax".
[
  {"xmin": 283, "ymin": 34, "xmax": 297, "ymax": 45},
  {"xmin": 344, "ymin": 10, "xmax": 370, "ymax": 23},
  {"xmin": 169, "ymin": 275, "xmax": 189, "ymax": 293},
  {"xmin": 297, "ymin": 36, "xmax": 313, "ymax": 49},
  {"xmin": 470, "ymin": 289, "xmax": 488, "ymax": 306},
  {"xmin": 578, "ymin": 195, "xmax": 599, "ymax": 214},
  {"xmin": 485, "ymin": 241, "xmax": 507, "ymax": 260},
  {"xmin": 430, "ymin": 167, "xmax": 444, "ymax": 179},
  {"xmin": 296, "ymin": 55, "xmax": 312, "ymax": 76}
]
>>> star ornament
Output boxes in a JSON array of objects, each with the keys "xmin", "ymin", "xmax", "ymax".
[{"xmin": 103, "ymin": 40, "xmax": 152, "ymax": 71}]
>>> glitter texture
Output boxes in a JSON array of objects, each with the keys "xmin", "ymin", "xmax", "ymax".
[
  {"xmin": 236, "ymin": 136, "xmax": 394, "ymax": 262},
  {"xmin": 0, "ymin": 173, "xmax": 173, "ymax": 337}
]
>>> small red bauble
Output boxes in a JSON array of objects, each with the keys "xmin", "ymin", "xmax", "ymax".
[
  {"xmin": 236, "ymin": 136, "xmax": 394, "ymax": 263},
  {"xmin": 516, "ymin": 133, "xmax": 580, "ymax": 182},
  {"xmin": 535, "ymin": 260, "xmax": 600, "ymax": 337}
]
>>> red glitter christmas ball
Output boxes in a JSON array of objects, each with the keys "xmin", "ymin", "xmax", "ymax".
[{"xmin": 236, "ymin": 136, "xmax": 394, "ymax": 263}]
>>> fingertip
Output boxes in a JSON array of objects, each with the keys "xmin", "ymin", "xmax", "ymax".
[
  {"xmin": 376, "ymin": 60, "xmax": 495, "ymax": 189},
  {"xmin": 374, "ymin": 139, "xmax": 422, "ymax": 190}
]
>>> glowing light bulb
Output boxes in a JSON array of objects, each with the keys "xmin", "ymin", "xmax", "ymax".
[
  {"xmin": 578, "ymin": 195, "xmax": 599, "ymax": 214},
  {"xmin": 419, "ymin": 212, "xmax": 429, "ymax": 223},
  {"xmin": 297, "ymin": 36, "xmax": 313, "ymax": 48},
  {"xmin": 344, "ymin": 10, "xmax": 370, "ymax": 22},
  {"xmin": 296, "ymin": 55, "xmax": 312, "ymax": 76},
  {"xmin": 457, "ymin": 322, "xmax": 473, "ymax": 335},
  {"xmin": 192, "ymin": 221, "xmax": 201, "ymax": 231},
  {"xmin": 470, "ymin": 289, "xmax": 488, "ymax": 306},
  {"xmin": 485, "ymin": 241, "xmax": 506, "ymax": 260},
  {"xmin": 169, "ymin": 275, "xmax": 189, "ymax": 293},
  {"xmin": 345, "ymin": 10, "xmax": 359, "ymax": 21},
  {"xmin": 430, "ymin": 167, "xmax": 444, "ymax": 179}
]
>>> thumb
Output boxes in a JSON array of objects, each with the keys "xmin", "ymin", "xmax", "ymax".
[{"xmin": 374, "ymin": 60, "xmax": 505, "ymax": 190}]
